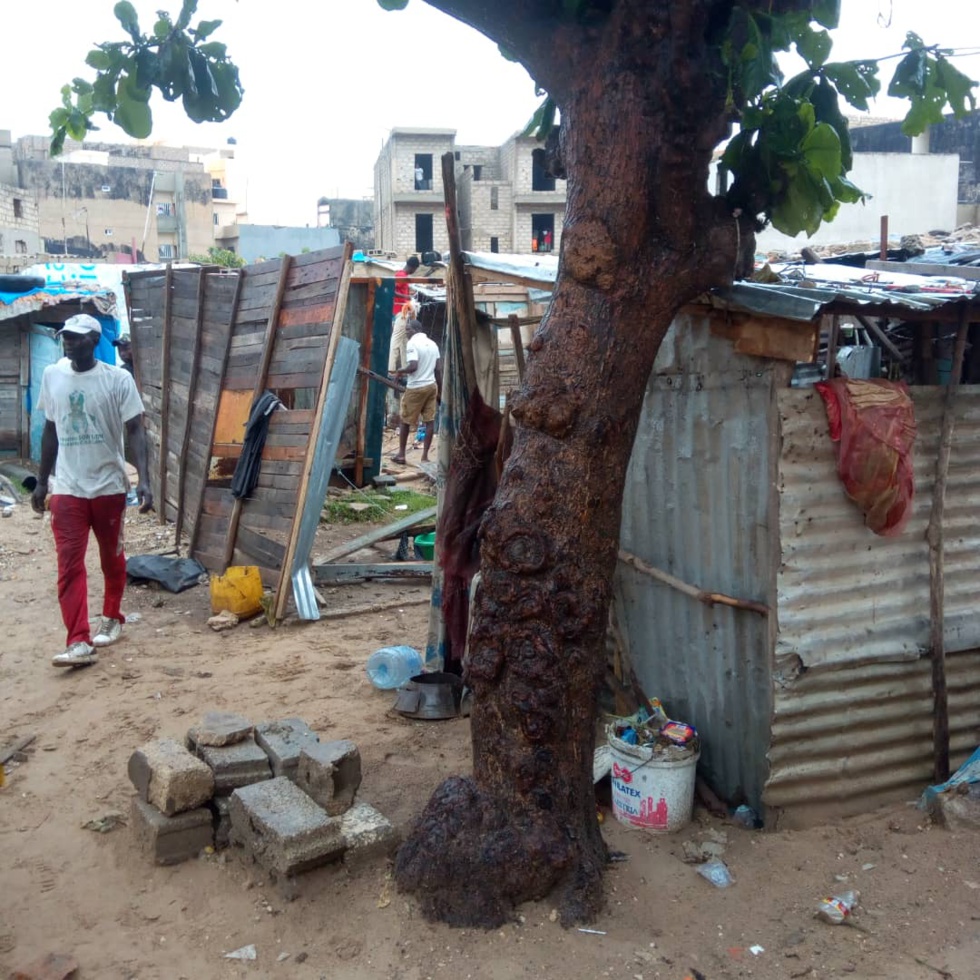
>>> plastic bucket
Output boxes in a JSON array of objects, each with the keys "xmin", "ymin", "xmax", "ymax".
[{"xmin": 608, "ymin": 726, "xmax": 699, "ymax": 833}]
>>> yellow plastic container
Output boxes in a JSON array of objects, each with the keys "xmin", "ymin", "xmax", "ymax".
[{"xmin": 210, "ymin": 566, "xmax": 263, "ymax": 618}]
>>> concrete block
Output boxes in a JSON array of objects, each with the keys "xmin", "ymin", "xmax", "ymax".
[
  {"xmin": 255, "ymin": 718, "xmax": 319, "ymax": 779},
  {"xmin": 187, "ymin": 710, "xmax": 254, "ymax": 748},
  {"xmin": 130, "ymin": 796, "xmax": 213, "ymax": 865},
  {"xmin": 372, "ymin": 474, "xmax": 397, "ymax": 487},
  {"xmin": 340, "ymin": 803, "xmax": 398, "ymax": 870},
  {"xmin": 196, "ymin": 736, "xmax": 273, "ymax": 795},
  {"xmin": 229, "ymin": 777, "xmax": 344, "ymax": 878},
  {"xmin": 209, "ymin": 794, "xmax": 232, "ymax": 849},
  {"xmin": 128, "ymin": 738, "xmax": 215, "ymax": 816},
  {"xmin": 295, "ymin": 740, "xmax": 362, "ymax": 816}
]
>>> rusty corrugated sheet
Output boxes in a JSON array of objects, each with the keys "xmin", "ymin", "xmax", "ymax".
[
  {"xmin": 614, "ymin": 313, "xmax": 785, "ymax": 811},
  {"xmin": 767, "ymin": 386, "xmax": 980, "ymax": 815},
  {"xmin": 765, "ymin": 647, "xmax": 980, "ymax": 811},
  {"xmin": 776, "ymin": 387, "xmax": 980, "ymax": 671}
]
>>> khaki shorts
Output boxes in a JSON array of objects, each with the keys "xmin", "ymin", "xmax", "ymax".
[{"xmin": 400, "ymin": 383, "xmax": 438, "ymax": 427}]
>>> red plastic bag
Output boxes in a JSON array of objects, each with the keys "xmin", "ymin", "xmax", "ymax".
[{"xmin": 815, "ymin": 379, "xmax": 917, "ymax": 536}]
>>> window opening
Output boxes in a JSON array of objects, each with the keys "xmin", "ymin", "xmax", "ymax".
[
  {"xmin": 415, "ymin": 213, "xmax": 433, "ymax": 254},
  {"xmin": 414, "ymin": 153, "xmax": 433, "ymax": 190}
]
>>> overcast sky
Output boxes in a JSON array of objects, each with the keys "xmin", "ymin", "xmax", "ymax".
[{"xmin": 2, "ymin": 1, "xmax": 977, "ymax": 226}]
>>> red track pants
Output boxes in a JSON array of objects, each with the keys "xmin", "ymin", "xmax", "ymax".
[{"xmin": 49, "ymin": 494, "xmax": 127, "ymax": 646}]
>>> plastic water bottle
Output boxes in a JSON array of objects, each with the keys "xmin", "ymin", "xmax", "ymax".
[
  {"xmin": 366, "ymin": 645, "xmax": 423, "ymax": 690},
  {"xmin": 415, "ymin": 421, "xmax": 426, "ymax": 446}
]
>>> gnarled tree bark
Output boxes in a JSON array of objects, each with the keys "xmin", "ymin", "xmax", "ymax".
[{"xmin": 396, "ymin": 0, "xmax": 760, "ymax": 927}]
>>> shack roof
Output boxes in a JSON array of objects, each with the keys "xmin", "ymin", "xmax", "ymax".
[
  {"xmin": 0, "ymin": 282, "xmax": 117, "ymax": 325},
  {"xmin": 459, "ymin": 250, "xmax": 980, "ymax": 323}
]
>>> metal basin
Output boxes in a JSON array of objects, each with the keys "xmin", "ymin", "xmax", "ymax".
[{"xmin": 394, "ymin": 672, "xmax": 464, "ymax": 720}]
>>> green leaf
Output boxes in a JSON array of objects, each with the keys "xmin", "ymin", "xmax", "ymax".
[
  {"xmin": 176, "ymin": 0, "xmax": 198, "ymax": 30},
  {"xmin": 802, "ymin": 122, "xmax": 841, "ymax": 178},
  {"xmin": 153, "ymin": 16, "xmax": 172, "ymax": 39},
  {"xmin": 823, "ymin": 60, "xmax": 880, "ymax": 111},
  {"xmin": 811, "ymin": 0, "xmax": 840, "ymax": 30},
  {"xmin": 498, "ymin": 43, "xmax": 519, "ymax": 63},
  {"xmin": 376, "ymin": 0, "xmax": 410, "ymax": 9},
  {"xmin": 935, "ymin": 57, "xmax": 978, "ymax": 117},
  {"xmin": 193, "ymin": 19, "xmax": 222, "ymax": 40},
  {"xmin": 720, "ymin": 129, "xmax": 754, "ymax": 171},
  {"xmin": 198, "ymin": 42, "xmax": 227, "ymax": 59},
  {"xmin": 831, "ymin": 175, "xmax": 867, "ymax": 204},
  {"xmin": 114, "ymin": 78, "xmax": 153, "ymax": 138},
  {"xmin": 113, "ymin": 1, "xmax": 140, "ymax": 39},
  {"xmin": 810, "ymin": 76, "xmax": 851, "ymax": 170},
  {"xmin": 522, "ymin": 96, "xmax": 556, "ymax": 140},
  {"xmin": 889, "ymin": 48, "xmax": 929, "ymax": 98},
  {"xmin": 86, "ymin": 49, "xmax": 112, "ymax": 70},
  {"xmin": 771, "ymin": 167, "xmax": 825, "ymax": 237},
  {"xmin": 796, "ymin": 26, "xmax": 832, "ymax": 70}
]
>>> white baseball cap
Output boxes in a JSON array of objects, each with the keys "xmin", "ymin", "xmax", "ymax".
[{"xmin": 58, "ymin": 313, "xmax": 102, "ymax": 337}]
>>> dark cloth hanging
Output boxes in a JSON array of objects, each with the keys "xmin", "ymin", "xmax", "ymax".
[{"xmin": 231, "ymin": 391, "xmax": 282, "ymax": 499}]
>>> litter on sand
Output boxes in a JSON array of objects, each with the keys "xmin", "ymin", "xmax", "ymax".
[{"xmin": 224, "ymin": 944, "xmax": 257, "ymax": 960}]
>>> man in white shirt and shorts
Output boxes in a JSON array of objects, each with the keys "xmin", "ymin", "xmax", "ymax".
[
  {"xmin": 31, "ymin": 314, "xmax": 153, "ymax": 668},
  {"xmin": 391, "ymin": 320, "xmax": 441, "ymax": 464}
]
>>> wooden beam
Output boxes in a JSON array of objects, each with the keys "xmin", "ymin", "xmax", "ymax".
[
  {"xmin": 189, "ymin": 270, "xmax": 243, "ymax": 559},
  {"xmin": 928, "ymin": 306, "xmax": 970, "ymax": 783},
  {"xmin": 355, "ymin": 279, "xmax": 376, "ymax": 487},
  {"xmin": 19, "ymin": 328, "xmax": 30, "ymax": 459},
  {"xmin": 358, "ymin": 366, "xmax": 405, "ymax": 393},
  {"xmin": 441, "ymin": 151, "xmax": 479, "ymax": 395},
  {"xmin": 222, "ymin": 256, "xmax": 292, "ymax": 570},
  {"xmin": 158, "ymin": 262, "xmax": 173, "ymax": 524},
  {"xmin": 316, "ymin": 505, "xmax": 438, "ymax": 564},
  {"xmin": 174, "ymin": 266, "xmax": 207, "ymax": 549},
  {"xmin": 508, "ymin": 313, "xmax": 526, "ymax": 383},
  {"xmin": 1, "ymin": 732, "xmax": 37, "ymax": 765},
  {"xmin": 273, "ymin": 248, "xmax": 354, "ymax": 621},
  {"xmin": 854, "ymin": 313, "xmax": 906, "ymax": 363},
  {"xmin": 312, "ymin": 561, "xmax": 433, "ymax": 585}
]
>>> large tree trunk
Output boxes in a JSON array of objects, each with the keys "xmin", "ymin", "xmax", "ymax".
[{"xmin": 396, "ymin": 2, "xmax": 750, "ymax": 927}]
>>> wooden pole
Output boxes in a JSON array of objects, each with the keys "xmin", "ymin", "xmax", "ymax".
[
  {"xmin": 618, "ymin": 548, "xmax": 770, "ymax": 616},
  {"xmin": 441, "ymin": 152, "xmax": 479, "ymax": 396},
  {"xmin": 855, "ymin": 314, "xmax": 906, "ymax": 364},
  {"xmin": 508, "ymin": 313, "xmax": 526, "ymax": 383},
  {"xmin": 274, "ymin": 250, "xmax": 354, "ymax": 621},
  {"xmin": 189, "ymin": 270, "xmax": 243, "ymax": 559},
  {"xmin": 825, "ymin": 314, "xmax": 840, "ymax": 380},
  {"xmin": 222, "ymin": 256, "xmax": 292, "ymax": 570},
  {"xmin": 355, "ymin": 279, "xmax": 376, "ymax": 487},
  {"xmin": 157, "ymin": 262, "xmax": 174, "ymax": 524},
  {"xmin": 879, "ymin": 215, "xmax": 889, "ymax": 260},
  {"xmin": 174, "ymin": 267, "xmax": 207, "ymax": 549},
  {"xmin": 927, "ymin": 306, "xmax": 970, "ymax": 783}
]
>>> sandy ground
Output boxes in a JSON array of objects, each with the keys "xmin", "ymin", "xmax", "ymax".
[{"xmin": 2, "ymin": 496, "xmax": 980, "ymax": 980}]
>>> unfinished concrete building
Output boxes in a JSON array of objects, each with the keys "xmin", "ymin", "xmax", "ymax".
[{"xmin": 373, "ymin": 128, "xmax": 567, "ymax": 258}]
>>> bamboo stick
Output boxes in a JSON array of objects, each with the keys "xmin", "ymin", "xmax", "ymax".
[
  {"xmin": 158, "ymin": 262, "xmax": 173, "ymax": 524},
  {"xmin": 618, "ymin": 549, "xmax": 769, "ymax": 616}
]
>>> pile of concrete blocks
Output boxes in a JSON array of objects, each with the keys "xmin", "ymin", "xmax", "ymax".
[{"xmin": 127, "ymin": 711, "xmax": 397, "ymax": 878}]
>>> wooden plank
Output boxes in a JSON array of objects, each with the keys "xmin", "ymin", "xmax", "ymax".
[
  {"xmin": 278, "ymin": 302, "xmax": 335, "ymax": 328},
  {"xmin": 19, "ymin": 329, "xmax": 29, "ymax": 458},
  {"xmin": 234, "ymin": 523, "xmax": 287, "ymax": 569},
  {"xmin": 355, "ymin": 280, "xmax": 376, "ymax": 486},
  {"xmin": 711, "ymin": 314, "xmax": 819, "ymax": 364},
  {"xmin": 158, "ymin": 263, "xmax": 174, "ymax": 525},
  {"xmin": 508, "ymin": 313, "xmax": 526, "ymax": 383},
  {"xmin": 175, "ymin": 267, "xmax": 207, "ymax": 547},
  {"xmin": 312, "ymin": 562, "xmax": 433, "ymax": 585},
  {"xmin": 223, "ymin": 256, "xmax": 292, "ymax": 570},
  {"xmin": 213, "ymin": 389, "xmax": 253, "ymax": 445},
  {"xmin": 265, "ymin": 371, "xmax": 324, "ymax": 389},
  {"xmin": 317, "ymin": 506, "xmax": 438, "ymax": 564},
  {"xmin": 274, "ymin": 247, "xmax": 353, "ymax": 621}
]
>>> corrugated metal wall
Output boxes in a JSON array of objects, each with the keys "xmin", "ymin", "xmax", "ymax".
[
  {"xmin": 767, "ymin": 387, "xmax": 980, "ymax": 817},
  {"xmin": 776, "ymin": 387, "xmax": 980, "ymax": 671},
  {"xmin": 615, "ymin": 313, "xmax": 787, "ymax": 810}
]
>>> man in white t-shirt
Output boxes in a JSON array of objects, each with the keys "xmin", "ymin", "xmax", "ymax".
[
  {"xmin": 32, "ymin": 314, "xmax": 153, "ymax": 668},
  {"xmin": 391, "ymin": 320, "xmax": 441, "ymax": 464}
]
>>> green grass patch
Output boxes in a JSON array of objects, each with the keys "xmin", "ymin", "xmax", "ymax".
[{"xmin": 321, "ymin": 487, "xmax": 435, "ymax": 525}]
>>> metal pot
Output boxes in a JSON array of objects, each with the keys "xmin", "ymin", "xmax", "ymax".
[{"xmin": 394, "ymin": 672, "xmax": 464, "ymax": 720}]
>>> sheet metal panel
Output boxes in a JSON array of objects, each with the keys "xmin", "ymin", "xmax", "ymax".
[
  {"xmin": 776, "ymin": 387, "xmax": 980, "ymax": 671},
  {"xmin": 614, "ymin": 313, "xmax": 781, "ymax": 810},
  {"xmin": 766, "ymin": 646, "xmax": 980, "ymax": 811}
]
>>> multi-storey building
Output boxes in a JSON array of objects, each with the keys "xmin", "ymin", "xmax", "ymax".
[
  {"xmin": 4, "ymin": 129, "xmax": 242, "ymax": 263},
  {"xmin": 373, "ymin": 128, "xmax": 567, "ymax": 258}
]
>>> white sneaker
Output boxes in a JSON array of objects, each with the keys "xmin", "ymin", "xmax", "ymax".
[
  {"xmin": 92, "ymin": 617, "xmax": 122, "ymax": 648},
  {"xmin": 53, "ymin": 642, "xmax": 98, "ymax": 667}
]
